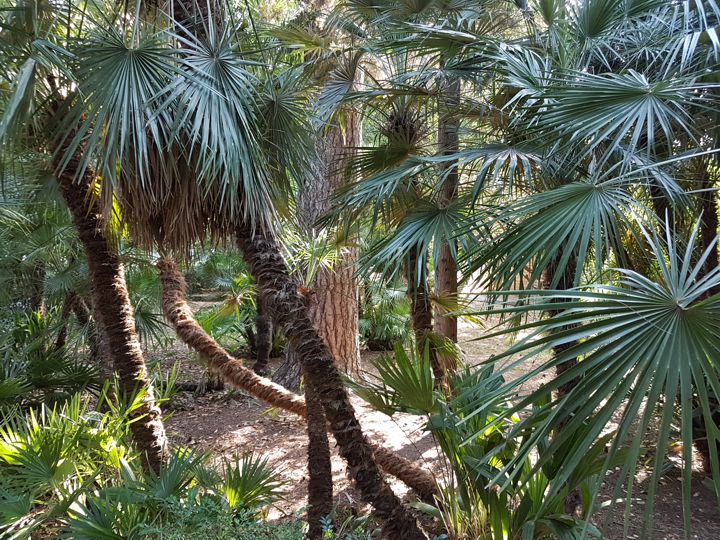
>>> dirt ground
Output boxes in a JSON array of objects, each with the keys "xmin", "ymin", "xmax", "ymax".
[{"xmin": 157, "ymin": 317, "xmax": 720, "ymax": 539}]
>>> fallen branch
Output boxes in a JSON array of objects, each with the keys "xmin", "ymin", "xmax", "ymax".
[{"xmin": 157, "ymin": 257, "xmax": 438, "ymax": 503}]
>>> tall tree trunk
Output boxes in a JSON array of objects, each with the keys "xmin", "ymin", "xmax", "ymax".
[
  {"xmin": 434, "ymin": 61, "xmax": 460, "ymax": 344},
  {"xmin": 55, "ymin": 291, "xmax": 76, "ymax": 350},
  {"xmin": 233, "ymin": 225, "xmax": 427, "ymax": 539},
  {"xmin": 274, "ymin": 113, "xmax": 361, "ymax": 388},
  {"xmin": 542, "ymin": 252, "xmax": 580, "ymax": 399},
  {"xmin": 55, "ymin": 142, "xmax": 168, "ymax": 473},
  {"xmin": 407, "ymin": 245, "xmax": 443, "ymax": 383},
  {"xmin": 158, "ymin": 256, "xmax": 438, "ymax": 503}
]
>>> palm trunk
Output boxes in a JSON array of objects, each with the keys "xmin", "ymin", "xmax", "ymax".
[
  {"xmin": 29, "ymin": 262, "xmax": 47, "ymax": 318},
  {"xmin": 234, "ymin": 224, "xmax": 426, "ymax": 539},
  {"xmin": 56, "ymin": 143, "xmax": 167, "ymax": 473},
  {"xmin": 542, "ymin": 253, "xmax": 580, "ymax": 399},
  {"xmin": 55, "ymin": 291, "xmax": 76, "ymax": 350},
  {"xmin": 158, "ymin": 256, "xmax": 438, "ymax": 503},
  {"xmin": 434, "ymin": 62, "xmax": 460, "ymax": 344},
  {"xmin": 253, "ymin": 291, "xmax": 272, "ymax": 375},
  {"xmin": 305, "ymin": 373, "xmax": 333, "ymax": 538},
  {"xmin": 407, "ymin": 245, "xmax": 443, "ymax": 383}
]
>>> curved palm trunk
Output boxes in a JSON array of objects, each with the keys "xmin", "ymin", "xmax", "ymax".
[
  {"xmin": 56, "ymin": 146, "xmax": 167, "ymax": 473},
  {"xmin": 159, "ymin": 255, "xmax": 433, "ymax": 535},
  {"xmin": 234, "ymin": 223, "xmax": 425, "ymax": 538}
]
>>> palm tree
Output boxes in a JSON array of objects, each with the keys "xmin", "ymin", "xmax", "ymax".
[
  {"xmin": 0, "ymin": 0, "xmax": 431, "ymax": 534},
  {"xmin": 414, "ymin": 0, "xmax": 720, "ymax": 532},
  {"xmin": 0, "ymin": 0, "xmax": 169, "ymax": 471}
]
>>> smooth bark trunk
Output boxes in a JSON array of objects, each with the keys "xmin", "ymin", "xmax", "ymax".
[{"xmin": 56, "ymin": 141, "xmax": 168, "ymax": 473}]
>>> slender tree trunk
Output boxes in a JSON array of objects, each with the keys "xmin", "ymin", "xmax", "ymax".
[
  {"xmin": 692, "ymin": 157, "xmax": 720, "ymax": 473},
  {"xmin": 158, "ymin": 256, "xmax": 438, "ymax": 503},
  {"xmin": 233, "ymin": 225, "xmax": 427, "ymax": 538},
  {"xmin": 55, "ymin": 141, "xmax": 168, "ymax": 473},
  {"xmin": 434, "ymin": 60, "xmax": 460, "ymax": 344},
  {"xmin": 304, "ymin": 362, "xmax": 333, "ymax": 539},
  {"xmin": 542, "ymin": 253, "xmax": 580, "ymax": 399},
  {"xmin": 407, "ymin": 245, "xmax": 443, "ymax": 383},
  {"xmin": 55, "ymin": 291, "xmax": 76, "ymax": 350}
]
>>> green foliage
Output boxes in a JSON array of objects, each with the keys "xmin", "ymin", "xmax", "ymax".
[
  {"xmin": 355, "ymin": 345, "xmax": 609, "ymax": 539},
  {"xmin": 358, "ymin": 280, "xmax": 411, "ymax": 351},
  {"xmin": 0, "ymin": 310, "xmax": 99, "ymax": 408}
]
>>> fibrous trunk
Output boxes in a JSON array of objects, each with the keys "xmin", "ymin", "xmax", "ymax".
[
  {"xmin": 165, "ymin": 231, "xmax": 427, "ymax": 537},
  {"xmin": 253, "ymin": 291, "xmax": 272, "ymax": 375},
  {"xmin": 56, "ymin": 142, "xmax": 168, "ymax": 473},
  {"xmin": 157, "ymin": 256, "xmax": 438, "ymax": 503},
  {"xmin": 305, "ymin": 373, "xmax": 333, "ymax": 538}
]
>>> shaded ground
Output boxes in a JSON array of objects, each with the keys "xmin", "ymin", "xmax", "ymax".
[{"xmin": 156, "ymin": 316, "xmax": 720, "ymax": 539}]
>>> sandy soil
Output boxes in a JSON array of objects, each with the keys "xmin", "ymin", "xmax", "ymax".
[{"xmin": 156, "ymin": 317, "xmax": 720, "ymax": 539}]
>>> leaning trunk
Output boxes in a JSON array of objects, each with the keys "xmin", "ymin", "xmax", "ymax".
[
  {"xmin": 55, "ymin": 142, "xmax": 167, "ymax": 473},
  {"xmin": 158, "ymin": 256, "xmax": 438, "ymax": 503},
  {"xmin": 305, "ymin": 373, "xmax": 333, "ymax": 539},
  {"xmin": 233, "ymin": 226, "xmax": 427, "ymax": 538}
]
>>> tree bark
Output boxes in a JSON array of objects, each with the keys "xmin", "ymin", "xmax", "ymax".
[
  {"xmin": 253, "ymin": 291, "xmax": 272, "ymax": 375},
  {"xmin": 542, "ymin": 252, "xmax": 580, "ymax": 400},
  {"xmin": 158, "ymin": 256, "xmax": 438, "ymax": 504},
  {"xmin": 692, "ymin": 156, "xmax": 720, "ymax": 473},
  {"xmin": 29, "ymin": 262, "xmax": 47, "ymax": 318},
  {"xmin": 233, "ymin": 227, "xmax": 428, "ymax": 538},
  {"xmin": 55, "ymin": 141, "xmax": 168, "ymax": 473},
  {"xmin": 305, "ymin": 370, "xmax": 333, "ymax": 539},
  {"xmin": 434, "ymin": 60, "xmax": 460, "ymax": 344},
  {"xmin": 407, "ymin": 245, "xmax": 443, "ymax": 383},
  {"xmin": 274, "ymin": 113, "xmax": 362, "ymax": 387},
  {"xmin": 55, "ymin": 291, "xmax": 76, "ymax": 350}
]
